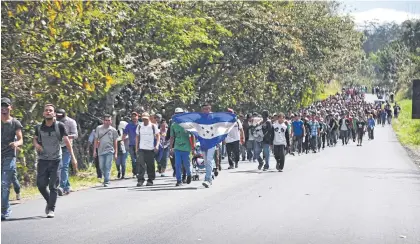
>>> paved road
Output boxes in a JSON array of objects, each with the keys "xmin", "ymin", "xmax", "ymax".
[{"xmin": 3, "ymin": 96, "xmax": 420, "ymax": 244}]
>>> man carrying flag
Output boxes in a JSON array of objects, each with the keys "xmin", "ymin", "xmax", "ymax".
[{"xmin": 172, "ymin": 103, "xmax": 237, "ymax": 188}]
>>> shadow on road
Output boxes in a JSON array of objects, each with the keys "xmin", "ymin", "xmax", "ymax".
[
  {"xmin": 2, "ymin": 216, "xmax": 45, "ymax": 222},
  {"xmin": 129, "ymin": 186, "xmax": 198, "ymax": 192},
  {"xmin": 229, "ymin": 170, "xmax": 280, "ymax": 174},
  {"xmin": 96, "ymin": 183, "xmax": 175, "ymax": 190}
]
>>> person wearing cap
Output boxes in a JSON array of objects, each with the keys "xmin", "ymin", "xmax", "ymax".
[
  {"xmin": 225, "ymin": 108, "xmax": 245, "ymax": 169},
  {"xmin": 170, "ymin": 109, "xmax": 194, "ymax": 186},
  {"xmin": 1, "ymin": 98, "xmax": 23, "ymax": 220},
  {"xmin": 123, "ymin": 111, "xmax": 140, "ymax": 178},
  {"xmin": 93, "ymin": 114, "xmax": 118, "ymax": 187},
  {"xmin": 56, "ymin": 108, "xmax": 78, "ymax": 195},
  {"xmin": 166, "ymin": 108, "xmax": 187, "ymax": 179},
  {"xmin": 34, "ymin": 103, "xmax": 77, "ymax": 218},
  {"xmin": 136, "ymin": 112, "xmax": 160, "ymax": 187}
]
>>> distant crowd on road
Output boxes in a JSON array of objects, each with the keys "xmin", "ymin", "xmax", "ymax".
[{"xmin": 2, "ymin": 85, "xmax": 397, "ymax": 220}]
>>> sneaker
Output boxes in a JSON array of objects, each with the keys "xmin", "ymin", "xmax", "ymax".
[
  {"xmin": 175, "ymin": 182, "xmax": 182, "ymax": 187},
  {"xmin": 57, "ymin": 187, "xmax": 63, "ymax": 197},
  {"xmin": 103, "ymin": 183, "xmax": 109, "ymax": 187},
  {"xmin": 117, "ymin": 172, "xmax": 121, "ymax": 179},
  {"xmin": 146, "ymin": 181, "xmax": 153, "ymax": 186},
  {"xmin": 63, "ymin": 190, "xmax": 70, "ymax": 195},
  {"xmin": 47, "ymin": 210, "xmax": 55, "ymax": 218},
  {"xmin": 263, "ymin": 168, "xmax": 268, "ymax": 171},
  {"xmin": 202, "ymin": 181, "xmax": 211, "ymax": 188},
  {"xmin": 186, "ymin": 175, "xmax": 192, "ymax": 184},
  {"xmin": 16, "ymin": 193, "xmax": 21, "ymax": 200},
  {"xmin": 136, "ymin": 182, "xmax": 144, "ymax": 187},
  {"xmin": 258, "ymin": 164, "xmax": 263, "ymax": 170},
  {"xmin": 228, "ymin": 166, "xmax": 234, "ymax": 169},
  {"xmin": 1, "ymin": 209, "xmax": 11, "ymax": 220},
  {"xmin": 278, "ymin": 169, "xmax": 283, "ymax": 172}
]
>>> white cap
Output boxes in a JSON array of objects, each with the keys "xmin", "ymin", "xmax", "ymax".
[{"xmin": 175, "ymin": 108, "xmax": 184, "ymax": 114}]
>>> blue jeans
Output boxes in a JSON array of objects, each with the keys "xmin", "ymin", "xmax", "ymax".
[
  {"xmin": 262, "ymin": 143, "xmax": 270, "ymax": 168},
  {"xmin": 128, "ymin": 146, "xmax": 137, "ymax": 175},
  {"xmin": 60, "ymin": 147, "xmax": 71, "ymax": 192},
  {"xmin": 254, "ymin": 141, "xmax": 263, "ymax": 164},
  {"xmin": 116, "ymin": 152, "xmax": 128, "ymax": 176},
  {"xmin": 2, "ymin": 157, "xmax": 16, "ymax": 216},
  {"xmin": 158, "ymin": 147, "xmax": 169, "ymax": 172},
  {"xmin": 203, "ymin": 147, "xmax": 216, "ymax": 182},
  {"xmin": 99, "ymin": 153, "xmax": 113, "ymax": 184},
  {"xmin": 175, "ymin": 150, "xmax": 191, "ymax": 182}
]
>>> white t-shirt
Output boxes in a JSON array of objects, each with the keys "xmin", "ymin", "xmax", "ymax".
[
  {"xmin": 226, "ymin": 120, "xmax": 243, "ymax": 143},
  {"xmin": 340, "ymin": 119, "xmax": 348, "ymax": 131},
  {"xmin": 273, "ymin": 122, "xmax": 288, "ymax": 146},
  {"xmin": 136, "ymin": 123, "xmax": 159, "ymax": 150}
]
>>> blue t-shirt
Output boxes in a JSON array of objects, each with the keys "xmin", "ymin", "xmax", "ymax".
[
  {"xmin": 123, "ymin": 121, "xmax": 139, "ymax": 146},
  {"xmin": 292, "ymin": 120, "xmax": 303, "ymax": 136}
]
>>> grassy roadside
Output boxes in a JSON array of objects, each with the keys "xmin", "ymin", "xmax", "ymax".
[
  {"xmin": 17, "ymin": 156, "xmax": 172, "ymax": 200},
  {"xmin": 392, "ymin": 99, "xmax": 420, "ymax": 146}
]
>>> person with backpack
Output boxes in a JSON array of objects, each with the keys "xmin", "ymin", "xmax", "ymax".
[
  {"xmin": 135, "ymin": 112, "xmax": 160, "ymax": 187},
  {"xmin": 1, "ymin": 98, "xmax": 23, "ymax": 220},
  {"xmin": 33, "ymin": 104, "xmax": 77, "ymax": 218},
  {"xmin": 225, "ymin": 108, "xmax": 244, "ymax": 169},
  {"xmin": 56, "ymin": 109, "xmax": 78, "ymax": 196},
  {"xmin": 93, "ymin": 114, "xmax": 119, "ymax": 187}
]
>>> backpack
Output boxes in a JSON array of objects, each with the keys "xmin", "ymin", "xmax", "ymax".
[
  {"xmin": 136, "ymin": 123, "xmax": 157, "ymax": 146},
  {"xmin": 36, "ymin": 121, "xmax": 62, "ymax": 144}
]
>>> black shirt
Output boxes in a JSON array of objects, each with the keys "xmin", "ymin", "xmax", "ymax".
[{"xmin": 1, "ymin": 118, "xmax": 23, "ymax": 158}]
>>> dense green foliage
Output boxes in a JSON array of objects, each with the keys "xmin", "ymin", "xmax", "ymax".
[
  {"xmin": 0, "ymin": 1, "xmax": 379, "ymax": 185},
  {"xmin": 363, "ymin": 19, "xmax": 420, "ymax": 96}
]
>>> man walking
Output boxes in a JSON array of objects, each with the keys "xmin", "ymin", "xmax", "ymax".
[
  {"xmin": 56, "ymin": 109, "xmax": 78, "ymax": 195},
  {"xmin": 123, "ymin": 112, "xmax": 140, "ymax": 178},
  {"xmin": 170, "ymin": 110, "xmax": 194, "ymax": 186},
  {"xmin": 136, "ymin": 112, "xmax": 160, "ymax": 187},
  {"xmin": 260, "ymin": 110, "xmax": 273, "ymax": 171},
  {"xmin": 201, "ymin": 104, "xmax": 215, "ymax": 188},
  {"xmin": 225, "ymin": 109, "xmax": 244, "ymax": 169},
  {"xmin": 33, "ymin": 104, "xmax": 77, "ymax": 218},
  {"xmin": 1, "ymin": 98, "xmax": 23, "ymax": 220},
  {"xmin": 271, "ymin": 113, "xmax": 290, "ymax": 172},
  {"xmin": 93, "ymin": 114, "xmax": 118, "ymax": 187},
  {"xmin": 291, "ymin": 114, "xmax": 305, "ymax": 155}
]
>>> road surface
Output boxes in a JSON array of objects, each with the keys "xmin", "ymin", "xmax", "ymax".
[{"xmin": 3, "ymin": 95, "xmax": 420, "ymax": 244}]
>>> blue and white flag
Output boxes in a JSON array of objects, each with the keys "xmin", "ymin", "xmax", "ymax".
[{"xmin": 172, "ymin": 112, "xmax": 237, "ymax": 150}]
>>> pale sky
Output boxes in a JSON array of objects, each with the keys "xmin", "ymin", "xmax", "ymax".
[{"xmin": 341, "ymin": 1, "xmax": 420, "ymax": 26}]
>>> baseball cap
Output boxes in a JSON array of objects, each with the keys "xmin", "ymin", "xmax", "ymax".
[
  {"xmin": 131, "ymin": 111, "xmax": 138, "ymax": 116},
  {"xmin": 1, "ymin": 98, "xmax": 11, "ymax": 105},
  {"xmin": 141, "ymin": 112, "xmax": 150, "ymax": 119},
  {"xmin": 174, "ymin": 108, "xmax": 184, "ymax": 114},
  {"xmin": 155, "ymin": 113, "xmax": 162, "ymax": 119}
]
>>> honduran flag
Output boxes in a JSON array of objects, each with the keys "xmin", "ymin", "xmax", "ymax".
[{"xmin": 172, "ymin": 112, "xmax": 237, "ymax": 150}]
